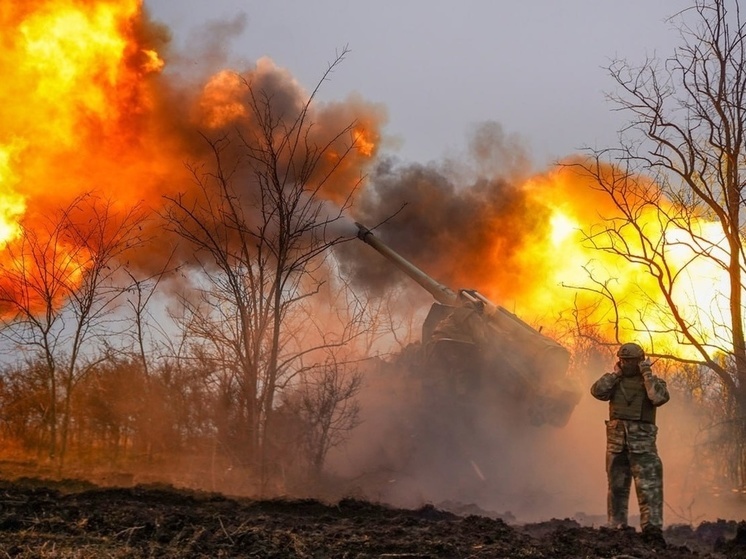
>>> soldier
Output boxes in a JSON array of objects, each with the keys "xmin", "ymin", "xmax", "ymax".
[{"xmin": 591, "ymin": 342, "xmax": 670, "ymax": 544}]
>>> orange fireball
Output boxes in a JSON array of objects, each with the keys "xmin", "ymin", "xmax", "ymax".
[
  {"xmin": 480, "ymin": 164, "xmax": 731, "ymax": 360},
  {"xmin": 0, "ymin": 1, "xmax": 383, "ymax": 314}
]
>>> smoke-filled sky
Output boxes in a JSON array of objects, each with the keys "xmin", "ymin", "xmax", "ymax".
[{"xmin": 146, "ymin": 0, "xmax": 691, "ymax": 166}]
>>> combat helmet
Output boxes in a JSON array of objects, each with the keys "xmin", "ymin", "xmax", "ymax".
[{"xmin": 617, "ymin": 342, "xmax": 645, "ymax": 360}]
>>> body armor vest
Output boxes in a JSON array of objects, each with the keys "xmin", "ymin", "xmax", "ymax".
[{"xmin": 609, "ymin": 375, "xmax": 656, "ymax": 423}]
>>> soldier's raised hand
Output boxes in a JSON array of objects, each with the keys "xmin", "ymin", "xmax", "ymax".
[{"xmin": 638, "ymin": 358, "xmax": 653, "ymax": 376}]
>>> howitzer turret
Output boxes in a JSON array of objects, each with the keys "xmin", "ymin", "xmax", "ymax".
[{"xmin": 355, "ymin": 222, "xmax": 580, "ymax": 427}]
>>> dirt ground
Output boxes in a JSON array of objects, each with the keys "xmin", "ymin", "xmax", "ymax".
[{"xmin": 0, "ymin": 477, "xmax": 742, "ymax": 558}]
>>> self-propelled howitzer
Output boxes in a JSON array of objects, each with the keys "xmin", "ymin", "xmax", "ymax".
[{"xmin": 355, "ymin": 222, "xmax": 580, "ymax": 427}]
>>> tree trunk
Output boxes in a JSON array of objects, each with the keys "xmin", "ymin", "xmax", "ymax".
[{"xmin": 48, "ymin": 370, "xmax": 57, "ymax": 462}]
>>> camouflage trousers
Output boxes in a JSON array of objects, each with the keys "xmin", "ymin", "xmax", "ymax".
[{"xmin": 605, "ymin": 419, "xmax": 664, "ymax": 530}]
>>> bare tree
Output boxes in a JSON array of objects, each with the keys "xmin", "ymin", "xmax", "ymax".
[
  {"xmin": 572, "ymin": 0, "xmax": 746, "ymax": 485},
  {"xmin": 0, "ymin": 358, "xmax": 52, "ymax": 456},
  {"xmin": 280, "ymin": 355, "xmax": 362, "ymax": 476},
  {"xmin": 120, "ymin": 257, "xmax": 177, "ymax": 461},
  {"xmin": 163, "ymin": 50, "xmax": 373, "ymax": 488},
  {"xmin": 0, "ymin": 194, "xmax": 146, "ymax": 469}
]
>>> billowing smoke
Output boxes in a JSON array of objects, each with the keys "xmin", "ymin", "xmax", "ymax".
[{"xmin": 340, "ymin": 121, "xmax": 546, "ymax": 303}]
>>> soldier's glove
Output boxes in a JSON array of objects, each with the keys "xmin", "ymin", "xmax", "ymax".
[
  {"xmin": 613, "ymin": 361, "xmax": 623, "ymax": 377},
  {"xmin": 638, "ymin": 358, "xmax": 653, "ymax": 377}
]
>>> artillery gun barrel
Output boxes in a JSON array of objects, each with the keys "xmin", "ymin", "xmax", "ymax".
[
  {"xmin": 355, "ymin": 223, "xmax": 459, "ymax": 306},
  {"xmin": 355, "ymin": 222, "xmax": 545, "ymax": 338}
]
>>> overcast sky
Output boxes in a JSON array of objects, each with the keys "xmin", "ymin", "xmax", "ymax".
[{"xmin": 145, "ymin": 1, "xmax": 693, "ymax": 168}]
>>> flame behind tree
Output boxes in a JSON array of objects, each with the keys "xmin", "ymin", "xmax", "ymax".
[
  {"xmin": 0, "ymin": 0, "xmax": 383, "ymax": 312},
  {"xmin": 0, "ymin": 0, "xmax": 173, "ymax": 306},
  {"xmin": 0, "ymin": 194, "xmax": 148, "ymax": 466}
]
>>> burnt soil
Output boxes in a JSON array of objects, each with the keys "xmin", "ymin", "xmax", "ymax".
[{"xmin": 0, "ymin": 477, "xmax": 743, "ymax": 558}]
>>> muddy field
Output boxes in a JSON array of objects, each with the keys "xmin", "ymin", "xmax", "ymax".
[{"xmin": 0, "ymin": 477, "xmax": 742, "ymax": 558}]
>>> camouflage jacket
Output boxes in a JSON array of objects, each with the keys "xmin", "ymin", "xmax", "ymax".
[
  {"xmin": 591, "ymin": 368, "xmax": 669, "ymax": 408},
  {"xmin": 591, "ymin": 364, "xmax": 669, "ymax": 453}
]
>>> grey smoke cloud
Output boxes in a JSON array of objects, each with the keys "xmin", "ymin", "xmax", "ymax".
[{"xmin": 338, "ymin": 122, "xmax": 546, "ymax": 301}]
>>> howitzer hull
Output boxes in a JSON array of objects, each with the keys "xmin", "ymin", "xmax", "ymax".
[{"xmin": 423, "ymin": 302, "xmax": 579, "ymax": 427}]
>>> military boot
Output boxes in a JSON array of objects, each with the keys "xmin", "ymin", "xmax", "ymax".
[{"xmin": 641, "ymin": 525, "xmax": 666, "ymax": 549}]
